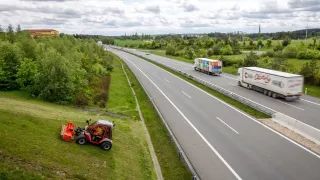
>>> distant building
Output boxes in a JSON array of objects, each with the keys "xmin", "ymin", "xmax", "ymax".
[{"xmin": 25, "ymin": 29, "xmax": 59, "ymax": 37}]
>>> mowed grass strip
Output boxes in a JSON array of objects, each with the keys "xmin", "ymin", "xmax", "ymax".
[
  {"xmin": 0, "ymin": 61, "xmax": 157, "ymax": 180},
  {"xmin": 123, "ymin": 51, "xmax": 270, "ymax": 119},
  {"xmin": 108, "ymin": 57, "xmax": 139, "ymax": 118},
  {"xmin": 118, "ymin": 58, "xmax": 192, "ymax": 179}
]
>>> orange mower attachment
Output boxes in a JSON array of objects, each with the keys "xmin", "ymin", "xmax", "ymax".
[{"xmin": 61, "ymin": 122, "xmax": 76, "ymax": 141}]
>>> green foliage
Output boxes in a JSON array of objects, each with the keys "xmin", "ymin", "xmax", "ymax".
[
  {"xmin": 207, "ymin": 48, "xmax": 214, "ymax": 57},
  {"xmin": 242, "ymin": 51, "xmax": 259, "ymax": 67},
  {"xmin": 297, "ymin": 49, "xmax": 320, "ymax": 60},
  {"xmin": 165, "ymin": 44, "xmax": 176, "ymax": 56},
  {"xmin": 16, "ymin": 58, "xmax": 38, "ymax": 92},
  {"xmin": 0, "ymin": 42, "xmax": 22, "ymax": 90},
  {"xmin": 0, "ymin": 25, "xmax": 114, "ymax": 105},
  {"xmin": 282, "ymin": 37, "xmax": 291, "ymax": 47},
  {"xmin": 7, "ymin": 24, "xmax": 15, "ymax": 43},
  {"xmin": 266, "ymin": 39, "xmax": 272, "ymax": 48},
  {"xmin": 300, "ymin": 60, "xmax": 320, "ymax": 85},
  {"xmin": 257, "ymin": 39, "xmax": 264, "ymax": 48},
  {"xmin": 101, "ymin": 37, "xmax": 114, "ymax": 45},
  {"xmin": 273, "ymin": 42, "xmax": 284, "ymax": 52},
  {"xmin": 220, "ymin": 44, "xmax": 233, "ymax": 55},
  {"xmin": 282, "ymin": 45, "xmax": 298, "ymax": 58}
]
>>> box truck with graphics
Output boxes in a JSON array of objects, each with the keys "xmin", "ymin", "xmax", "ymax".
[
  {"xmin": 194, "ymin": 58, "xmax": 222, "ymax": 75},
  {"xmin": 238, "ymin": 67, "xmax": 303, "ymax": 101}
]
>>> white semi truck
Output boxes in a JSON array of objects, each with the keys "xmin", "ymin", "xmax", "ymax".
[
  {"xmin": 238, "ymin": 67, "xmax": 304, "ymax": 101},
  {"xmin": 194, "ymin": 58, "xmax": 222, "ymax": 75}
]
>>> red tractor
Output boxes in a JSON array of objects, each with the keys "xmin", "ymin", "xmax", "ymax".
[{"xmin": 60, "ymin": 119, "xmax": 115, "ymax": 151}]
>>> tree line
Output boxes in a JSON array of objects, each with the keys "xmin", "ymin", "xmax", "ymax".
[{"xmin": 0, "ymin": 25, "xmax": 115, "ymax": 107}]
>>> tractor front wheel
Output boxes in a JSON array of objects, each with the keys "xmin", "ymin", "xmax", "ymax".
[
  {"xmin": 100, "ymin": 141, "xmax": 112, "ymax": 151},
  {"xmin": 76, "ymin": 135, "xmax": 87, "ymax": 145}
]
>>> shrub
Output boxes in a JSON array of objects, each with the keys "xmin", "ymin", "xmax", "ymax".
[
  {"xmin": 282, "ymin": 37, "xmax": 291, "ymax": 47},
  {"xmin": 300, "ymin": 60, "xmax": 319, "ymax": 85},
  {"xmin": 242, "ymin": 51, "xmax": 259, "ymax": 67},
  {"xmin": 282, "ymin": 45, "xmax": 298, "ymax": 58},
  {"xmin": 207, "ymin": 48, "xmax": 214, "ymax": 57},
  {"xmin": 220, "ymin": 44, "xmax": 233, "ymax": 55},
  {"xmin": 266, "ymin": 39, "xmax": 272, "ymax": 48},
  {"xmin": 297, "ymin": 49, "xmax": 320, "ymax": 59},
  {"xmin": 165, "ymin": 44, "xmax": 176, "ymax": 56},
  {"xmin": 273, "ymin": 42, "xmax": 283, "ymax": 52}
]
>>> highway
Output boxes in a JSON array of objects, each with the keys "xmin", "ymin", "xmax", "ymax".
[
  {"xmin": 120, "ymin": 48, "xmax": 320, "ymax": 130},
  {"xmin": 109, "ymin": 48, "xmax": 320, "ymax": 180}
]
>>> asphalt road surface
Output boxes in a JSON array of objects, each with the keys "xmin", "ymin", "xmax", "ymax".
[
  {"xmin": 110, "ymin": 48, "xmax": 320, "ymax": 180},
  {"xmin": 120, "ymin": 47, "xmax": 320, "ymax": 130}
]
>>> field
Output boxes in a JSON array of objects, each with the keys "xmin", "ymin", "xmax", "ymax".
[
  {"xmin": 0, "ymin": 91, "xmax": 156, "ymax": 180},
  {"xmin": 115, "ymin": 39, "xmax": 144, "ymax": 47},
  {"xmin": 252, "ymin": 39, "xmax": 314, "ymax": 51}
]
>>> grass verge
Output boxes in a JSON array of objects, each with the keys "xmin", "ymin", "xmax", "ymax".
[
  {"xmin": 107, "ymin": 57, "xmax": 139, "ymax": 118},
  {"xmin": 0, "ymin": 59, "xmax": 158, "ymax": 180},
  {"xmin": 118, "ymin": 57, "xmax": 192, "ymax": 179},
  {"xmin": 123, "ymin": 51, "xmax": 270, "ymax": 119},
  {"xmin": 304, "ymin": 84, "xmax": 320, "ymax": 98}
]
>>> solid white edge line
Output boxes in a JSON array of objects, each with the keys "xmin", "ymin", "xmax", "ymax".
[
  {"xmin": 301, "ymin": 98, "xmax": 320, "ymax": 106},
  {"xmin": 121, "ymin": 56, "xmax": 243, "ymax": 180},
  {"xmin": 276, "ymin": 100, "xmax": 305, "ymax": 111},
  {"xmin": 216, "ymin": 117, "xmax": 239, "ymax": 134},
  {"xmin": 117, "ymin": 48, "xmax": 320, "ymax": 159},
  {"xmin": 182, "ymin": 91, "xmax": 192, "ymax": 98}
]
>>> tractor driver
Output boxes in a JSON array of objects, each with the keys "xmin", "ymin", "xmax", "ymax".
[{"xmin": 93, "ymin": 126, "xmax": 103, "ymax": 136}]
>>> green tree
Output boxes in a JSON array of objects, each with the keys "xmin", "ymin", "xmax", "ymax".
[
  {"xmin": 300, "ymin": 60, "xmax": 319, "ymax": 85},
  {"xmin": 273, "ymin": 41, "xmax": 283, "ymax": 52},
  {"xmin": 165, "ymin": 44, "xmax": 176, "ymax": 56},
  {"xmin": 312, "ymin": 37, "xmax": 317, "ymax": 49},
  {"xmin": 37, "ymin": 48, "xmax": 76, "ymax": 103},
  {"xmin": 16, "ymin": 58, "xmax": 38, "ymax": 93},
  {"xmin": 266, "ymin": 39, "xmax": 272, "ymax": 48},
  {"xmin": 16, "ymin": 25, "xmax": 21, "ymax": 33},
  {"xmin": 220, "ymin": 44, "xmax": 233, "ymax": 55},
  {"xmin": 7, "ymin": 24, "xmax": 15, "ymax": 43},
  {"xmin": 207, "ymin": 48, "xmax": 214, "ymax": 57},
  {"xmin": 282, "ymin": 37, "xmax": 291, "ymax": 47},
  {"xmin": 0, "ymin": 42, "xmax": 22, "ymax": 90},
  {"xmin": 257, "ymin": 39, "xmax": 264, "ymax": 49},
  {"xmin": 242, "ymin": 51, "xmax": 259, "ymax": 67}
]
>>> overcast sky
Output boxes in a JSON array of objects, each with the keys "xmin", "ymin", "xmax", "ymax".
[{"xmin": 0, "ymin": 0, "xmax": 319, "ymax": 35}]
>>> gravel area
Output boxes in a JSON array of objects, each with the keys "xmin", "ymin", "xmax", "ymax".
[{"xmin": 260, "ymin": 118, "xmax": 320, "ymax": 154}]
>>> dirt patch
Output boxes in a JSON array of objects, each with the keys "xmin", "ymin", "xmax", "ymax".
[{"xmin": 260, "ymin": 118, "xmax": 320, "ymax": 154}]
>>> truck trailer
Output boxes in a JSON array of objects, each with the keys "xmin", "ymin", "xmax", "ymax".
[
  {"xmin": 237, "ymin": 67, "xmax": 303, "ymax": 101},
  {"xmin": 194, "ymin": 58, "xmax": 222, "ymax": 75}
]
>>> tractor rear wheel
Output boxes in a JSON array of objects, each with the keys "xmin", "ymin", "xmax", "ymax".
[
  {"xmin": 100, "ymin": 141, "xmax": 112, "ymax": 151},
  {"xmin": 76, "ymin": 135, "xmax": 87, "ymax": 145}
]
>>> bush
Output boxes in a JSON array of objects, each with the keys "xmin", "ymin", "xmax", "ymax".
[
  {"xmin": 220, "ymin": 45, "xmax": 233, "ymax": 55},
  {"xmin": 273, "ymin": 42, "xmax": 283, "ymax": 52},
  {"xmin": 300, "ymin": 60, "xmax": 319, "ymax": 85},
  {"xmin": 262, "ymin": 50, "xmax": 274, "ymax": 57},
  {"xmin": 207, "ymin": 48, "xmax": 214, "ymax": 57},
  {"xmin": 0, "ymin": 42, "xmax": 22, "ymax": 90},
  {"xmin": 282, "ymin": 37, "xmax": 291, "ymax": 47},
  {"xmin": 282, "ymin": 45, "xmax": 298, "ymax": 58},
  {"xmin": 297, "ymin": 49, "xmax": 320, "ymax": 59},
  {"xmin": 242, "ymin": 51, "xmax": 259, "ymax": 67},
  {"xmin": 266, "ymin": 39, "xmax": 272, "ymax": 48},
  {"xmin": 165, "ymin": 44, "xmax": 176, "ymax": 56}
]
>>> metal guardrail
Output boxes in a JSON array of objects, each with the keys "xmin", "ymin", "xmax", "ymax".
[{"xmin": 121, "ymin": 48, "xmax": 276, "ymax": 116}]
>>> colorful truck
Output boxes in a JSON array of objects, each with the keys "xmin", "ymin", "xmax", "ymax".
[
  {"xmin": 238, "ymin": 67, "xmax": 304, "ymax": 101},
  {"xmin": 194, "ymin": 58, "xmax": 222, "ymax": 75}
]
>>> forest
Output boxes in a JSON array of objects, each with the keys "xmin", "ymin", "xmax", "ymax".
[{"xmin": 0, "ymin": 25, "xmax": 114, "ymax": 106}]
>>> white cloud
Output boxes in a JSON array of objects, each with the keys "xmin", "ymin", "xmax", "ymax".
[{"xmin": 0, "ymin": 0, "xmax": 319, "ymax": 35}]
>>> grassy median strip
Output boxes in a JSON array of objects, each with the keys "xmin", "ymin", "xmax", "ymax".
[
  {"xmin": 124, "ymin": 51, "xmax": 270, "ymax": 119},
  {"xmin": 118, "ymin": 57, "xmax": 193, "ymax": 179}
]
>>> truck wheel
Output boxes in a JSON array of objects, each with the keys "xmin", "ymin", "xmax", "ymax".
[
  {"xmin": 268, "ymin": 91, "xmax": 272, "ymax": 97},
  {"xmin": 76, "ymin": 135, "xmax": 87, "ymax": 145},
  {"xmin": 238, "ymin": 81, "xmax": 242, "ymax": 87},
  {"xmin": 272, "ymin": 93, "xmax": 277, "ymax": 98},
  {"xmin": 263, "ymin": 90, "xmax": 268, "ymax": 95},
  {"xmin": 100, "ymin": 141, "xmax": 112, "ymax": 151}
]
